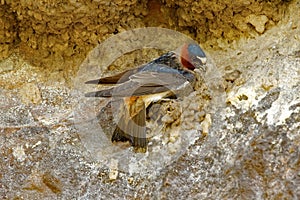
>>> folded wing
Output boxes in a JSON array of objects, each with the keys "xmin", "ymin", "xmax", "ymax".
[{"xmin": 85, "ymin": 64, "xmax": 195, "ymax": 97}]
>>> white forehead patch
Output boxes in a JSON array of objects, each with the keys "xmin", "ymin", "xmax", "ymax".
[{"xmin": 197, "ymin": 56, "xmax": 207, "ymax": 64}]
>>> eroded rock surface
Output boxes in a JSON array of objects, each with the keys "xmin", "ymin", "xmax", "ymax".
[{"xmin": 0, "ymin": 0, "xmax": 300, "ymax": 199}]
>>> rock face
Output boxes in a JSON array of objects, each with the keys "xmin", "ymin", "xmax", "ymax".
[
  {"xmin": 0, "ymin": 0, "xmax": 300, "ymax": 199},
  {"xmin": 0, "ymin": 0, "xmax": 290, "ymax": 67}
]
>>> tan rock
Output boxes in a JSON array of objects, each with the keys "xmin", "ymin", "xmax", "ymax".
[
  {"xmin": 19, "ymin": 82, "xmax": 42, "ymax": 105},
  {"xmin": 246, "ymin": 14, "xmax": 269, "ymax": 33}
]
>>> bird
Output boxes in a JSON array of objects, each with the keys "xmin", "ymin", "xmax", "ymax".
[{"xmin": 85, "ymin": 42, "xmax": 207, "ymax": 152}]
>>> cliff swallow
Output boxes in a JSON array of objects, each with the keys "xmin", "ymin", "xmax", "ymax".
[{"xmin": 85, "ymin": 43, "xmax": 207, "ymax": 151}]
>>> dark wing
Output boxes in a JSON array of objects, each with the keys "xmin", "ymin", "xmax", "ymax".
[
  {"xmin": 85, "ymin": 68, "xmax": 140, "ymax": 84},
  {"xmin": 85, "ymin": 51, "xmax": 181, "ymax": 85},
  {"xmin": 85, "ymin": 64, "xmax": 195, "ymax": 97}
]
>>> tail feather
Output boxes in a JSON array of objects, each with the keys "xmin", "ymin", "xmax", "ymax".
[
  {"xmin": 128, "ymin": 102, "xmax": 146, "ymax": 148},
  {"xmin": 85, "ymin": 70, "xmax": 131, "ymax": 84},
  {"xmin": 85, "ymin": 79, "xmax": 101, "ymax": 84},
  {"xmin": 111, "ymin": 99, "xmax": 147, "ymax": 151},
  {"xmin": 85, "ymin": 77, "xmax": 120, "ymax": 84},
  {"xmin": 85, "ymin": 88, "xmax": 113, "ymax": 97}
]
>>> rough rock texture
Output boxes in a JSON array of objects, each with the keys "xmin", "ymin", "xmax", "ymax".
[
  {"xmin": 162, "ymin": 0, "xmax": 289, "ymax": 47},
  {"xmin": 0, "ymin": 0, "xmax": 291, "ymax": 69},
  {"xmin": 1, "ymin": 0, "xmax": 300, "ymax": 199},
  {"xmin": 0, "ymin": 3, "xmax": 18, "ymax": 60}
]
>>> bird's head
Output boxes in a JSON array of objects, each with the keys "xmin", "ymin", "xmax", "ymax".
[{"xmin": 180, "ymin": 43, "xmax": 207, "ymax": 72}]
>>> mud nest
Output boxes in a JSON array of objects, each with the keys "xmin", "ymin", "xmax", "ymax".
[{"xmin": 0, "ymin": 0, "xmax": 291, "ymax": 68}]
